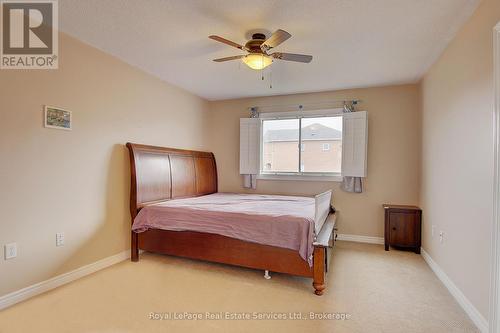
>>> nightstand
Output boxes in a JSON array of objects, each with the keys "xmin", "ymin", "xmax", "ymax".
[{"xmin": 383, "ymin": 204, "xmax": 422, "ymax": 254}]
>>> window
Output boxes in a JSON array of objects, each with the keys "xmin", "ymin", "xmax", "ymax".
[
  {"xmin": 261, "ymin": 118, "xmax": 299, "ymax": 173},
  {"xmin": 261, "ymin": 115, "xmax": 343, "ymax": 176},
  {"xmin": 239, "ymin": 110, "xmax": 368, "ymax": 181}
]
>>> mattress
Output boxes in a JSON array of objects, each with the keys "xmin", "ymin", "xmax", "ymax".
[{"xmin": 132, "ymin": 193, "xmax": 318, "ymax": 265}]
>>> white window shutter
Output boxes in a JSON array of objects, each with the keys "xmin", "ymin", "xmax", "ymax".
[
  {"xmin": 341, "ymin": 111, "xmax": 368, "ymax": 177},
  {"xmin": 240, "ymin": 118, "xmax": 260, "ymax": 175}
]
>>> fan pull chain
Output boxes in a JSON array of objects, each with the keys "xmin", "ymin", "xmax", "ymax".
[
  {"xmin": 261, "ymin": 54, "xmax": 265, "ymax": 80},
  {"xmin": 269, "ymin": 63, "xmax": 273, "ymax": 89}
]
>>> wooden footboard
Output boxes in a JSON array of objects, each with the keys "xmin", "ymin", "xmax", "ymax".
[
  {"xmin": 314, "ymin": 190, "xmax": 332, "ymax": 233},
  {"xmin": 312, "ymin": 213, "xmax": 336, "ymax": 295}
]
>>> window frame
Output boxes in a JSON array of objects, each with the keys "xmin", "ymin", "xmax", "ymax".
[{"xmin": 258, "ymin": 108, "xmax": 344, "ymax": 182}]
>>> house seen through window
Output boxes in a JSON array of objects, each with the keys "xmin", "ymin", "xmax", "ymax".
[{"xmin": 261, "ymin": 116, "xmax": 342, "ymax": 174}]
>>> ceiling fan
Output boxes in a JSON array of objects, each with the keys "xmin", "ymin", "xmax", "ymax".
[{"xmin": 209, "ymin": 29, "xmax": 313, "ymax": 70}]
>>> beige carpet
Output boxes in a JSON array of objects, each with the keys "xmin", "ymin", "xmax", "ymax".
[{"xmin": 0, "ymin": 241, "xmax": 478, "ymax": 333}]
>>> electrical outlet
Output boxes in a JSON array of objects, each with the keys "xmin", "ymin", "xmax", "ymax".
[
  {"xmin": 439, "ymin": 231, "xmax": 444, "ymax": 244},
  {"xmin": 4, "ymin": 243, "xmax": 17, "ymax": 260},
  {"xmin": 56, "ymin": 233, "xmax": 65, "ymax": 247}
]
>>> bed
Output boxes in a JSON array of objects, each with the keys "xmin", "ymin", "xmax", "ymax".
[{"xmin": 126, "ymin": 143, "xmax": 337, "ymax": 295}]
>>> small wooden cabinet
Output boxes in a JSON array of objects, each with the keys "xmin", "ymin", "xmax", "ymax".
[{"xmin": 383, "ymin": 204, "xmax": 422, "ymax": 254}]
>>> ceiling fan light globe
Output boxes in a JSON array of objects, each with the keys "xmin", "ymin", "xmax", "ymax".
[{"xmin": 243, "ymin": 53, "xmax": 273, "ymax": 70}]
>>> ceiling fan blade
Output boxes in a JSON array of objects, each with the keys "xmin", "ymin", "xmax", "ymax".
[
  {"xmin": 209, "ymin": 35, "xmax": 246, "ymax": 50},
  {"xmin": 213, "ymin": 55, "xmax": 244, "ymax": 62},
  {"xmin": 271, "ymin": 52, "xmax": 313, "ymax": 63},
  {"xmin": 260, "ymin": 29, "xmax": 292, "ymax": 52}
]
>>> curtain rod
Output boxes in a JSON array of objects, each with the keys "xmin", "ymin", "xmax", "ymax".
[{"xmin": 249, "ymin": 99, "xmax": 362, "ymax": 114}]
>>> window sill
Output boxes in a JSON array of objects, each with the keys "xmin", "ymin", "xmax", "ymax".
[{"xmin": 257, "ymin": 174, "xmax": 343, "ymax": 182}]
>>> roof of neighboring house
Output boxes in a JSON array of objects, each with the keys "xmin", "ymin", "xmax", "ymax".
[{"xmin": 263, "ymin": 123, "xmax": 342, "ymax": 142}]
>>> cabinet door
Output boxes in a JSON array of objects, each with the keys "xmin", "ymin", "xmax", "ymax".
[{"xmin": 389, "ymin": 212, "xmax": 416, "ymax": 246}]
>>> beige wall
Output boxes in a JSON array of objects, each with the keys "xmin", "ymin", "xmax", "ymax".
[
  {"xmin": 419, "ymin": 0, "xmax": 500, "ymax": 320},
  {"xmin": 209, "ymin": 84, "xmax": 421, "ymax": 238},
  {"xmin": 0, "ymin": 33, "xmax": 210, "ymax": 296}
]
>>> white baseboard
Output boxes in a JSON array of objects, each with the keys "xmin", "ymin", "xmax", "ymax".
[
  {"xmin": 0, "ymin": 250, "xmax": 130, "ymax": 311},
  {"xmin": 336, "ymin": 233, "xmax": 384, "ymax": 245},
  {"xmin": 421, "ymin": 248, "xmax": 488, "ymax": 333}
]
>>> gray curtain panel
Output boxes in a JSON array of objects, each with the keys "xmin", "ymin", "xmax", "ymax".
[
  {"xmin": 243, "ymin": 174, "xmax": 257, "ymax": 189},
  {"xmin": 341, "ymin": 176, "xmax": 363, "ymax": 193}
]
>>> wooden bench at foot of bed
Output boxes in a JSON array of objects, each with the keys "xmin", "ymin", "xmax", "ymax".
[{"xmin": 127, "ymin": 143, "xmax": 337, "ymax": 295}]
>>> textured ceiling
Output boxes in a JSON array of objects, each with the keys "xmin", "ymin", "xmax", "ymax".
[{"xmin": 59, "ymin": 0, "xmax": 480, "ymax": 101}]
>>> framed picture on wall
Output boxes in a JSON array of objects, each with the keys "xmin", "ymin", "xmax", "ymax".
[{"xmin": 44, "ymin": 106, "xmax": 72, "ymax": 130}]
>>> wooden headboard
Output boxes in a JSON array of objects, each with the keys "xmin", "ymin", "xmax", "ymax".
[{"xmin": 126, "ymin": 143, "xmax": 218, "ymax": 217}]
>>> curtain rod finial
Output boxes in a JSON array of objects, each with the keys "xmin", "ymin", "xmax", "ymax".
[{"xmin": 250, "ymin": 107, "xmax": 259, "ymax": 118}]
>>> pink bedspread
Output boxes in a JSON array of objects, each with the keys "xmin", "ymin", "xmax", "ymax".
[{"xmin": 132, "ymin": 193, "xmax": 316, "ymax": 266}]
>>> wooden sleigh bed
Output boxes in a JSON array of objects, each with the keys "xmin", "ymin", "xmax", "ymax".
[{"xmin": 126, "ymin": 143, "xmax": 337, "ymax": 295}]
